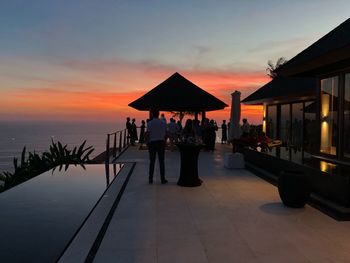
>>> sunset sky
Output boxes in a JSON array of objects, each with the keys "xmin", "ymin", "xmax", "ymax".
[{"xmin": 0, "ymin": 0, "xmax": 349, "ymax": 124}]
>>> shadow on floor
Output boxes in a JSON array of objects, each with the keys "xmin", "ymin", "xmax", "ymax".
[{"xmin": 260, "ymin": 202, "xmax": 306, "ymax": 216}]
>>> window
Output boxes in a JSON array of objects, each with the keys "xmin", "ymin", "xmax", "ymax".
[
  {"xmin": 291, "ymin": 103, "xmax": 303, "ymax": 163},
  {"xmin": 280, "ymin": 104, "xmax": 290, "ymax": 146},
  {"xmin": 291, "ymin": 103, "xmax": 303, "ymax": 149},
  {"xmin": 320, "ymin": 76, "xmax": 338, "ymax": 155},
  {"xmin": 304, "ymin": 101, "xmax": 317, "ymax": 156},
  {"xmin": 344, "ymin": 74, "xmax": 350, "ymax": 158},
  {"xmin": 266, "ymin": 101, "xmax": 315, "ymax": 163},
  {"xmin": 267, "ymin": 105, "xmax": 277, "ymax": 139}
]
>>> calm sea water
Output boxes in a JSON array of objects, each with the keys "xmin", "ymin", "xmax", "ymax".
[{"xmin": 0, "ymin": 121, "xmax": 124, "ymax": 173}]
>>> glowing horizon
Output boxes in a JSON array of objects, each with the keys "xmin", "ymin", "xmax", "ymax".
[
  {"xmin": 0, "ymin": 62, "xmax": 268, "ymax": 124},
  {"xmin": 0, "ymin": 1, "xmax": 349, "ymax": 124}
]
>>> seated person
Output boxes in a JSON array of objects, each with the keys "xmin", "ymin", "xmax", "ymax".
[
  {"xmin": 232, "ymin": 135, "xmax": 258, "ymax": 152},
  {"xmin": 257, "ymin": 132, "xmax": 282, "ymax": 151}
]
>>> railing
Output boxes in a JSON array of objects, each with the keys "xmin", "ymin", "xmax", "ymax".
[
  {"xmin": 105, "ymin": 126, "xmax": 228, "ymax": 163},
  {"xmin": 105, "ymin": 128, "xmax": 130, "ymax": 163}
]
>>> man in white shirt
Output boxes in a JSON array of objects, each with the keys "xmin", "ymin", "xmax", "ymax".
[{"xmin": 146, "ymin": 109, "xmax": 168, "ymax": 184}]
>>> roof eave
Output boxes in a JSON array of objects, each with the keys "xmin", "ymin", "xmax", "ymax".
[
  {"xmin": 128, "ymin": 104, "xmax": 228, "ymax": 112},
  {"xmin": 242, "ymin": 93, "xmax": 316, "ymax": 105},
  {"xmin": 279, "ymin": 44, "xmax": 350, "ymax": 77}
]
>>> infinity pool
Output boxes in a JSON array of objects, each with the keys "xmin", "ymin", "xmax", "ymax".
[{"xmin": 0, "ymin": 164, "xmax": 123, "ymax": 262}]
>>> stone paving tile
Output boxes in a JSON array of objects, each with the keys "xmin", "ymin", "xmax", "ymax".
[
  {"xmin": 95, "ymin": 144, "xmax": 350, "ymax": 263},
  {"xmin": 237, "ymin": 227, "xmax": 310, "ymax": 263},
  {"xmin": 198, "ymin": 228, "xmax": 258, "ymax": 262},
  {"xmin": 105, "ymin": 230, "xmax": 157, "ymax": 250},
  {"xmin": 94, "ymin": 248, "xmax": 157, "ymax": 263},
  {"xmin": 157, "ymin": 239, "xmax": 208, "ymax": 263}
]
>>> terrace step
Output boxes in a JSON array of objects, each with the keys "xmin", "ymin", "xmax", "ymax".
[{"xmin": 58, "ymin": 162, "xmax": 135, "ymax": 262}]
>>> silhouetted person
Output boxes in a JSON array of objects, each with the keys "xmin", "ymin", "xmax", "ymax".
[
  {"xmin": 139, "ymin": 120, "xmax": 146, "ymax": 144},
  {"xmin": 258, "ymin": 132, "xmax": 271, "ymax": 152},
  {"xmin": 167, "ymin": 118, "xmax": 179, "ymax": 151},
  {"xmin": 131, "ymin": 118, "xmax": 138, "ymax": 144},
  {"xmin": 221, "ymin": 120, "xmax": 227, "ymax": 144},
  {"xmin": 126, "ymin": 117, "xmax": 133, "ymax": 145},
  {"xmin": 193, "ymin": 119, "xmax": 202, "ymax": 141},
  {"xmin": 202, "ymin": 118, "xmax": 210, "ymax": 150},
  {"xmin": 146, "ymin": 109, "xmax": 168, "ymax": 184},
  {"xmin": 161, "ymin": 113, "xmax": 167, "ymax": 124},
  {"xmin": 227, "ymin": 121, "xmax": 231, "ymax": 140},
  {"xmin": 241, "ymin": 118, "xmax": 250, "ymax": 138},
  {"xmin": 208, "ymin": 119, "xmax": 217, "ymax": 151},
  {"xmin": 182, "ymin": 119, "xmax": 195, "ymax": 140},
  {"xmin": 176, "ymin": 120, "xmax": 183, "ymax": 141}
]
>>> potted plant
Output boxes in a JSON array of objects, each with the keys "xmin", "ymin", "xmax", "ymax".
[{"xmin": 278, "ymin": 170, "xmax": 311, "ymax": 208}]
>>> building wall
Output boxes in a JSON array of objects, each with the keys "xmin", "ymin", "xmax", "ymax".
[{"xmin": 319, "ymin": 71, "xmax": 350, "ymax": 162}]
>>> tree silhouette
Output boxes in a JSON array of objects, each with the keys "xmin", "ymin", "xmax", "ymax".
[
  {"xmin": 171, "ymin": 111, "xmax": 196, "ymax": 124},
  {"xmin": 266, "ymin": 57, "xmax": 288, "ymax": 78}
]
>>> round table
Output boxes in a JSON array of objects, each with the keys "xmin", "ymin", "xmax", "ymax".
[{"xmin": 177, "ymin": 143, "xmax": 202, "ymax": 187}]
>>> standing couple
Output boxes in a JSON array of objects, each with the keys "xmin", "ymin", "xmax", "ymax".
[{"xmin": 146, "ymin": 109, "xmax": 168, "ymax": 184}]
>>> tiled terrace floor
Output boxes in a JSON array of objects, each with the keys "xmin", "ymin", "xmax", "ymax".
[{"xmin": 94, "ymin": 144, "xmax": 350, "ymax": 263}]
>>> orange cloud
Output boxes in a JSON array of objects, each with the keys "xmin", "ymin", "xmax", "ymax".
[
  {"xmin": 1, "ymin": 88, "xmax": 149, "ymax": 121},
  {"xmin": 0, "ymin": 58, "xmax": 269, "ymax": 123}
]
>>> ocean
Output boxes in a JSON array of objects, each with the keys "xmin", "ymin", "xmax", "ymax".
[{"xmin": 0, "ymin": 121, "xmax": 124, "ymax": 173}]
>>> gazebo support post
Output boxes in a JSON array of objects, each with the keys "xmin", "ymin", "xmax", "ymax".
[
  {"xmin": 201, "ymin": 111, "xmax": 206, "ymax": 123},
  {"xmin": 194, "ymin": 112, "xmax": 198, "ymax": 121}
]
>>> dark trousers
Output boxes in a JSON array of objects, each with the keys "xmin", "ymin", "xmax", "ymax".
[{"xmin": 148, "ymin": 140, "xmax": 165, "ymax": 180}]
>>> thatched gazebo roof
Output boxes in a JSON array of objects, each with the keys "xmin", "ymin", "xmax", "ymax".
[{"xmin": 128, "ymin": 72, "xmax": 228, "ymax": 112}]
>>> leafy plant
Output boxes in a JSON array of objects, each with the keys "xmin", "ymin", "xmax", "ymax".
[
  {"xmin": 266, "ymin": 57, "xmax": 288, "ymax": 78},
  {"xmin": 0, "ymin": 140, "xmax": 94, "ymax": 192},
  {"xmin": 171, "ymin": 111, "xmax": 197, "ymax": 124}
]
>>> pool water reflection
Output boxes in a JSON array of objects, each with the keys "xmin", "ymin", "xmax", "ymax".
[{"xmin": 0, "ymin": 163, "xmax": 123, "ymax": 262}]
